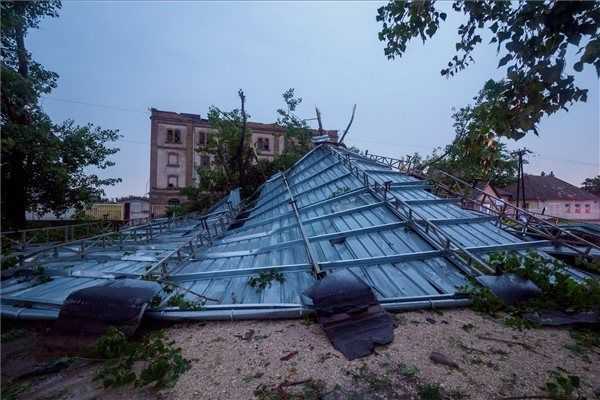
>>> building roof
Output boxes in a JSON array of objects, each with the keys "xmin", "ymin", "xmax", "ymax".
[
  {"xmin": 2, "ymin": 144, "xmax": 575, "ymax": 321},
  {"xmin": 502, "ymin": 174, "xmax": 599, "ymax": 202},
  {"xmin": 150, "ymin": 108, "xmax": 338, "ymax": 140}
]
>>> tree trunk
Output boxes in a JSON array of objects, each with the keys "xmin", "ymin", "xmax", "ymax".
[
  {"xmin": 2, "ymin": 154, "xmax": 28, "ymax": 229},
  {"xmin": 3, "ymin": 4, "xmax": 30, "ymax": 229},
  {"xmin": 237, "ymin": 89, "xmax": 247, "ymax": 192}
]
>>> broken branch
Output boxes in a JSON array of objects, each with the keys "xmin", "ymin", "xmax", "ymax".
[
  {"xmin": 315, "ymin": 106, "xmax": 324, "ymax": 136},
  {"xmin": 339, "ymin": 104, "xmax": 357, "ymax": 144}
]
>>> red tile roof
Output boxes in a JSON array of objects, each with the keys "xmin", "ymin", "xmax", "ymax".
[{"xmin": 502, "ymin": 174, "xmax": 599, "ymax": 202}]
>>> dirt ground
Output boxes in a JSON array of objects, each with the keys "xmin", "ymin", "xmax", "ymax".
[{"xmin": 2, "ymin": 309, "xmax": 599, "ymax": 400}]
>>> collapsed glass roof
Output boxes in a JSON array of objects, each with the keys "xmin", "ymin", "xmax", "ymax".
[{"xmin": 0, "ymin": 144, "xmax": 572, "ymax": 320}]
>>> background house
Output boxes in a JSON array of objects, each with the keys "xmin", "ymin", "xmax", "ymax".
[
  {"xmin": 149, "ymin": 108, "xmax": 338, "ymax": 216},
  {"xmin": 500, "ymin": 172, "xmax": 600, "ymax": 221}
]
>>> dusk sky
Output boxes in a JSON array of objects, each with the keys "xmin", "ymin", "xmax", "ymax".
[{"xmin": 29, "ymin": 1, "xmax": 599, "ymax": 199}]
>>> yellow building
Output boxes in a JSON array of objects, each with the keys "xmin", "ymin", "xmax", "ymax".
[{"xmin": 85, "ymin": 203, "xmax": 125, "ymax": 221}]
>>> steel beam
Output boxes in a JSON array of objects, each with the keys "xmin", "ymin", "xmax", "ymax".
[{"xmin": 466, "ymin": 240, "xmax": 553, "ymax": 254}]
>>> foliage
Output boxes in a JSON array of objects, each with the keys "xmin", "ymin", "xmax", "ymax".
[
  {"xmin": 274, "ymin": 88, "xmax": 313, "ymax": 169},
  {"xmin": 94, "ymin": 327, "xmax": 190, "ymax": 389},
  {"xmin": 1, "ymin": 382, "xmax": 31, "ymax": 400},
  {"xmin": 417, "ymin": 383, "xmax": 442, "ymax": 400},
  {"xmin": 165, "ymin": 293, "xmax": 204, "ymax": 311},
  {"xmin": 544, "ymin": 370, "xmax": 581, "ymax": 400},
  {"xmin": 463, "ymin": 251, "xmax": 600, "ymax": 320},
  {"xmin": 1, "ymin": 1, "xmax": 121, "ymax": 229},
  {"xmin": 460, "ymin": 281, "xmax": 505, "ymax": 316},
  {"xmin": 489, "ymin": 251, "xmax": 600, "ymax": 311},
  {"xmin": 248, "ymin": 270, "xmax": 286, "ymax": 291},
  {"xmin": 581, "ymin": 175, "xmax": 600, "ymax": 193},
  {"xmin": 254, "ymin": 379, "xmax": 326, "ymax": 400},
  {"xmin": 330, "ymin": 186, "xmax": 352, "ymax": 198},
  {"xmin": 421, "ymin": 85, "xmax": 520, "ymax": 186},
  {"xmin": 567, "ymin": 329, "xmax": 600, "ymax": 358},
  {"xmin": 165, "ymin": 204, "xmax": 185, "ymax": 218},
  {"xmin": 1, "ymin": 252, "xmax": 19, "ymax": 270},
  {"xmin": 398, "ymin": 363, "xmax": 420, "ymax": 378},
  {"xmin": 183, "ymin": 88, "xmax": 314, "ymax": 210},
  {"xmin": 377, "ymin": 1, "xmax": 599, "ymax": 140},
  {"xmin": 1, "ymin": 328, "xmax": 26, "ymax": 343},
  {"xmin": 573, "ymin": 256, "xmax": 600, "ymax": 274},
  {"xmin": 32, "ymin": 265, "xmax": 53, "ymax": 284}
]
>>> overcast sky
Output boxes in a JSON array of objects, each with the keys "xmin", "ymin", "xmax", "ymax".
[{"xmin": 29, "ymin": 1, "xmax": 599, "ymax": 198}]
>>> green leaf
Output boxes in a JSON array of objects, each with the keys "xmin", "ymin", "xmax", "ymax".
[{"xmin": 498, "ymin": 54, "xmax": 512, "ymax": 67}]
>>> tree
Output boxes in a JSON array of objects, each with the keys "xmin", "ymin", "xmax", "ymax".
[
  {"xmin": 1, "ymin": 1, "xmax": 121, "ymax": 229},
  {"xmin": 377, "ymin": 1, "xmax": 600, "ymax": 140},
  {"xmin": 581, "ymin": 176, "xmax": 600, "ymax": 194},
  {"xmin": 182, "ymin": 89, "xmax": 314, "ymax": 211},
  {"xmin": 274, "ymin": 88, "xmax": 313, "ymax": 170},
  {"xmin": 408, "ymin": 83, "xmax": 520, "ymax": 186}
]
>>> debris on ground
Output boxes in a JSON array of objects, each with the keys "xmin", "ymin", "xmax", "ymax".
[{"xmin": 2, "ymin": 309, "xmax": 599, "ymax": 400}]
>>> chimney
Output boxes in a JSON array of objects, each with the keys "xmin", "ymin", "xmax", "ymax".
[
  {"xmin": 540, "ymin": 171, "xmax": 545, "ymax": 176},
  {"xmin": 549, "ymin": 171, "xmax": 554, "ymax": 177}
]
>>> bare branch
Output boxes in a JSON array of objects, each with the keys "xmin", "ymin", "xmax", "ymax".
[
  {"xmin": 315, "ymin": 107, "xmax": 324, "ymax": 136},
  {"xmin": 237, "ymin": 89, "xmax": 247, "ymax": 188},
  {"xmin": 338, "ymin": 104, "xmax": 357, "ymax": 144}
]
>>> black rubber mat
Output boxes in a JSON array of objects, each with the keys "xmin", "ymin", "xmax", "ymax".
[{"xmin": 305, "ymin": 271, "xmax": 394, "ymax": 360}]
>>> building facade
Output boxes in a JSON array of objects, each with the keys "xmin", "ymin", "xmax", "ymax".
[{"xmin": 149, "ymin": 108, "xmax": 337, "ymax": 216}]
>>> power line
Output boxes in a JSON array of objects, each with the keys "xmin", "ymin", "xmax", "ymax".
[{"xmin": 41, "ymin": 96, "xmax": 148, "ymax": 114}]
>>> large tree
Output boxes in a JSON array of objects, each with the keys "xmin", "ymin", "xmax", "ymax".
[
  {"xmin": 377, "ymin": 1, "xmax": 600, "ymax": 140},
  {"xmin": 1, "ymin": 1, "xmax": 120, "ymax": 229},
  {"xmin": 421, "ymin": 81, "xmax": 520, "ymax": 186}
]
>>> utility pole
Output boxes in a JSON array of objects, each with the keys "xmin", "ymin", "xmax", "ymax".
[{"xmin": 513, "ymin": 148, "xmax": 530, "ymax": 218}]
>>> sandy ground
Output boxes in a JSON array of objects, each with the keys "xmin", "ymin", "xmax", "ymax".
[{"xmin": 2, "ymin": 309, "xmax": 599, "ymax": 400}]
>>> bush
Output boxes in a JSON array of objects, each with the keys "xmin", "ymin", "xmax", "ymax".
[
  {"xmin": 463, "ymin": 251, "xmax": 600, "ymax": 318},
  {"xmin": 94, "ymin": 327, "xmax": 190, "ymax": 389}
]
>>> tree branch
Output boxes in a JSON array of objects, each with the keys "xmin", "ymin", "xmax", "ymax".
[
  {"xmin": 237, "ymin": 89, "xmax": 247, "ymax": 190},
  {"xmin": 315, "ymin": 107, "xmax": 324, "ymax": 136},
  {"xmin": 338, "ymin": 104, "xmax": 357, "ymax": 144}
]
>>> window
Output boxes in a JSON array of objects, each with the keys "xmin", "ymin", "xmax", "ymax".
[
  {"xmin": 167, "ymin": 175, "xmax": 178, "ymax": 189},
  {"xmin": 524, "ymin": 202, "xmax": 529, "ymax": 210},
  {"xmin": 168, "ymin": 198, "xmax": 180, "ymax": 205},
  {"xmin": 256, "ymin": 137, "xmax": 270, "ymax": 152},
  {"xmin": 200, "ymin": 155, "xmax": 210, "ymax": 168},
  {"xmin": 197, "ymin": 130, "xmax": 206, "ymax": 146},
  {"xmin": 565, "ymin": 203, "xmax": 571, "ymax": 213},
  {"xmin": 575, "ymin": 204, "xmax": 581, "ymax": 214},
  {"xmin": 167, "ymin": 152, "xmax": 179, "ymax": 166},
  {"xmin": 585, "ymin": 204, "xmax": 591, "ymax": 214},
  {"xmin": 166, "ymin": 128, "xmax": 182, "ymax": 144}
]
